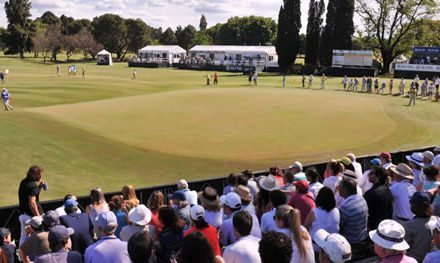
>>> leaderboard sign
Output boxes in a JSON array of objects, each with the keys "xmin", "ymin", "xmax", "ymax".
[
  {"xmin": 413, "ymin": 46, "xmax": 440, "ymax": 54},
  {"xmin": 332, "ymin": 50, "xmax": 374, "ymax": 68},
  {"xmin": 395, "ymin": 64, "xmax": 440, "ymax": 73}
]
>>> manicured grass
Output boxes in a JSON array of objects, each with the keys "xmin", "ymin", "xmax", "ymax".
[{"xmin": 0, "ymin": 56, "xmax": 438, "ymax": 206}]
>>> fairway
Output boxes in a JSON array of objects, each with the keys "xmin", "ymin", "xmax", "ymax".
[{"xmin": 0, "ymin": 56, "xmax": 439, "ymax": 206}]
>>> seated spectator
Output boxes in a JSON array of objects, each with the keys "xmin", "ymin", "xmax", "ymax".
[
  {"xmin": 34, "ymin": 225, "xmax": 82, "ymax": 263},
  {"xmin": 157, "ymin": 207, "xmax": 184, "ymax": 262},
  {"xmin": 178, "ymin": 232, "xmax": 218, "ymax": 263},
  {"xmin": 274, "ymin": 205, "xmax": 314, "ymax": 263},
  {"xmin": 170, "ymin": 191, "xmax": 191, "ymax": 229},
  {"xmin": 223, "ymin": 211, "xmax": 261, "ymax": 263},
  {"xmin": 177, "ymin": 180, "xmax": 197, "ymax": 206},
  {"xmin": 127, "ymin": 231, "xmax": 155, "ymax": 263},
  {"xmin": 269, "ymin": 167, "xmax": 285, "ymax": 187},
  {"xmin": 338, "ymin": 178, "xmax": 368, "ymax": 246},
  {"xmin": 184, "ymin": 205, "xmax": 220, "ymax": 256},
  {"xmin": 423, "ymin": 151, "xmax": 434, "ymax": 167},
  {"xmin": 20, "ymin": 216, "xmax": 50, "ymax": 263},
  {"xmin": 403, "ymin": 192, "xmax": 434, "ymax": 262},
  {"xmin": 122, "ymin": 185, "xmax": 140, "ymax": 212},
  {"xmin": 223, "ymin": 173, "xmax": 237, "ymax": 195},
  {"xmin": 120, "ymin": 205, "xmax": 153, "ymax": 242},
  {"xmin": 241, "ymin": 170, "xmax": 259, "ymax": 197},
  {"xmin": 288, "ymin": 180, "xmax": 315, "ymax": 224},
  {"xmin": 364, "ymin": 166, "xmax": 394, "ymax": 230},
  {"xmin": 234, "ymin": 185, "xmax": 255, "ymax": 215},
  {"xmin": 306, "ymin": 167, "xmax": 323, "ymax": 198},
  {"xmin": 369, "ymin": 219, "xmax": 417, "ymax": 263},
  {"xmin": 59, "ymin": 199, "xmax": 94, "ymax": 255},
  {"xmin": 313, "ymin": 229, "xmax": 352, "ymax": 263},
  {"xmin": 323, "ymin": 160, "xmax": 343, "ymax": 193},
  {"xmin": 86, "ymin": 188, "xmax": 109, "ymax": 239},
  {"xmin": 109, "ymin": 195, "xmax": 128, "ymax": 238},
  {"xmin": 304, "ymin": 186, "xmax": 340, "ymax": 251},
  {"xmin": 259, "ymin": 231, "xmax": 292, "ymax": 263},
  {"xmin": 389, "ymin": 164, "xmax": 416, "ymax": 222},
  {"xmin": 146, "ymin": 191, "xmax": 164, "ymax": 233},
  {"xmin": 290, "ymin": 161, "xmax": 307, "ymax": 182},
  {"xmin": 0, "ymin": 228, "xmax": 16, "ymax": 263},
  {"xmin": 261, "ymin": 190, "xmax": 286, "ymax": 234},
  {"xmin": 424, "ymin": 217, "xmax": 440, "ymax": 263},
  {"xmin": 85, "ymin": 211, "xmax": 130, "ymax": 263},
  {"xmin": 406, "ymin": 152, "xmax": 425, "ymax": 190},
  {"xmin": 422, "ymin": 165, "xmax": 439, "ymax": 191},
  {"xmin": 379, "ymin": 152, "xmax": 394, "ymax": 170},
  {"xmin": 55, "ymin": 194, "xmax": 80, "ymax": 217},
  {"xmin": 256, "ymin": 175, "xmax": 280, "ymax": 220},
  {"xmin": 198, "ymin": 187, "xmax": 223, "ymax": 229},
  {"xmin": 359, "ymin": 158, "xmax": 379, "ymax": 194}
]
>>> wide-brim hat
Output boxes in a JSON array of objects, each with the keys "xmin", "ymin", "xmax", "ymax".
[
  {"xmin": 389, "ymin": 163, "xmax": 414, "ymax": 180},
  {"xmin": 369, "ymin": 220, "xmax": 409, "ymax": 251},
  {"xmin": 259, "ymin": 175, "xmax": 280, "ymax": 191},
  {"xmin": 128, "ymin": 204, "xmax": 152, "ymax": 226},
  {"xmin": 233, "ymin": 185, "xmax": 251, "ymax": 202},
  {"xmin": 405, "ymin": 152, "xmax": 425, "ymax": 167},
  {"xmin": 198, "ymin": 187, "xmax": 220, "ymax": 206}
]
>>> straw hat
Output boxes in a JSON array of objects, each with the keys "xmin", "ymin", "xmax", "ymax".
[
  {"xmin": 233, "ymin": 185, "xmax": 251, "ymax": 203},
  {"xmin": 198, "ymin": 187, "xmax": 220, "ymax": 206},
  {"xmin": 389, "ymin": 163, "xmax": 413, "ymax": 180},
  {"xmin": 259, "ymin": 175, "xmax": 280, "ymax": 191}
]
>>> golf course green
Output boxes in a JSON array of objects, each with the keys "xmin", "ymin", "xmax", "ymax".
[{"xmin": 0, "ymin": 56, "xmax": 438, "ymax": 206}]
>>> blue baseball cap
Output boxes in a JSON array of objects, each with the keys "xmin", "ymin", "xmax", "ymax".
[
  {"xmin": 64, "ymin": 198, "xmax": 78, "ymax": 208},
  {"xmin": 370, "ymin": 158, "xmax": 381, "ymax": 166},
  {"xmin": 48, "ymin": 225, "xmax": 74, "ymax": 244}
]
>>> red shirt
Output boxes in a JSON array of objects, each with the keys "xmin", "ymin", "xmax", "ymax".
[
  {"xmin": 274, "ymin": 175, "xmax": 285, "ymax": 187},
  {"xmin": 184, "ymin": 225, "xmax": 221, "ymax": 256},
  {"xmin": 288, "ymin": 192, "xmax": 316, "ymax": 224},
  {"xmin": 149, "ymin": 210, "xmax": 163, "ymax": 233}
]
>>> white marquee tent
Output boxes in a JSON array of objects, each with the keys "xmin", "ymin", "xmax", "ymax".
[
  {"xmin": 138, "ymin": 45, "xmax": 186, "ymax": 64},
  {"xmin": 96, "ymin": 50, "xmax": 112, "ymax": 65}
]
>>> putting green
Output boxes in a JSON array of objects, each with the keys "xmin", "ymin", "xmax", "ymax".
[{"xmin": 31, "ymin": 88, "xmax": 397, "ymax": 160}]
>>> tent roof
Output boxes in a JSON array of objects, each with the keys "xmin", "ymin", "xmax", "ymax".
[
  {"xmin": 139, "ymin": 45, "xmax": 186, "ymax": 53},
  {"xmin": 189, "ymin": 45, "xmax": 276, "ymax": 53},
  {"xmin": 97, "ymin": 49, "xmax": 111, "ymax": 55}
]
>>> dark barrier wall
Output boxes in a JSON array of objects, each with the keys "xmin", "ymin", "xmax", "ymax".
[{"xmin": 1, "ymin": 146, "xmax": 435, "ymax": 241}]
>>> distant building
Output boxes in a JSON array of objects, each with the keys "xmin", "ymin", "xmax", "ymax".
[{"xmin": 129, "ymin": 45, "xmax": 186, "ymax": 67}]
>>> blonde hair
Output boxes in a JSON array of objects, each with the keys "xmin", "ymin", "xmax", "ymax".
[
  {"xmin": 122, "ymin": 185, "xmax": 139, "ymax": 210},
  {"xmin": 275, "ymin": 205, "xmax": 310, "ymax": 261}
]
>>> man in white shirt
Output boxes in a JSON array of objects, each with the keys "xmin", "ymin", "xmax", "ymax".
[
  {"xmin": 358, "ymin": 158, "xmax": 379, "ymax": 194},
  {"xmin": 55, "ymin": 194, "xmax": 81, "ymax": 217},
  {"xmin": 389, "ymin": 163, "xmax": 416, "ymax": 222},
  {"xmin": 223, "ymin": 211, "xmax": 261, "ymax": 263},
  {"xmin": 261, "ymin": 190, "xmax": 286, "ymax": 234}
]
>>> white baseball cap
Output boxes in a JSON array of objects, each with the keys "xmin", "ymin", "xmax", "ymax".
[
  {"xmin": 369, "ymin": 219, "xmax": 409, "ymax": 251},
  {"xmin": 190, "ymin": 204, "xmax": 205, "ymax": 221},
  {"xmin": 314, "ymin": 229, "xmax": 352, "ymax": 263},
  {"xmin": 219, "ymin": 192, "xmax": 241, "ymax": 209}
]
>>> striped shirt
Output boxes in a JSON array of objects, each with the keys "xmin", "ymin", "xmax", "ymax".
[{"xmin": 339, "ymin": 194, "xmax": 368, "ymax": 244}]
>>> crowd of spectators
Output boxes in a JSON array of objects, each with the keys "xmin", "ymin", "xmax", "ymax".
[{"xmin": 2, "ymin": 146, "xmax": 440, "ymax": 263}]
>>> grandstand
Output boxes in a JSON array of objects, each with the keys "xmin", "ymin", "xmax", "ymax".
[{"xmin": 394, "ymin": 46, "xmax": 440, "ymax": 79}]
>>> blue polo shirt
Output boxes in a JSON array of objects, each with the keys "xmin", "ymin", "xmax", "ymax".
[{"xmin": 84, "ymin": 236, "xmax": 130, "ymax": 263}]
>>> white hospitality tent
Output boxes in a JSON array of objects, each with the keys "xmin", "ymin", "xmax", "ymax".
[
  {"xmin": 96, "ymin": 49, "xmax": 112, "ymax": 65},
  {"xmin": 138, "ymin": 45, "xmax": 186, "ymax": 64},
  {"xmin": 188, "ymin": 45, "xmax": 278, "ymax": 65}
]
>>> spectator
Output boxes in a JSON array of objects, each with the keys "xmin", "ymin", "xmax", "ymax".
[
  {"xmin": 359, "ymin": 158, "xmax": 379, "ymax": 194},
  {"xmin": 120, "ymin": 205, "xmax": 153, "ymax": 242},
  {"xmin": 198, "ymin": 187, "xmax": 223, "ymax": 229},
  {"xmin": 379, "ymin": 152, "xmax": 394, "ymax": 170},
  {"xmin": 403, "ymin": 192, "xmax": 434, "ymax": 262},
  {"xmin": 256, "ymin": 175, "xmax": 280, "ymax": 220},
  {"xmin": 274, "ymin": 205, "xmax": 314, "ymax": 263},
  {"xmin": 146, "ymin": 191, "xmax": 164, "ymax": 232},
  {"xmin": 42, "ymin": 210, "xmax": 60, "ymax": 231},
  {"xmin": 34, "ymin": 225, "xmax": 82, "ymax": 263},
  {"xmin": 306, "ymin": 167, "xmax": 323, "ymax": 198},
  {"xmin": 423, "ymin": 217, "xmax": 440, "ymax": 263},
  {"xmin": 157, "ymin": 207, "xmax": 184, "ymax": 262},
  {"xmin": 269, "ymin": 167, "xmax": 285, "ymax": 187},
  {"xmin": 108, "ymin": 195, "xmax": 128, "ymax": 238},
  {"xmin": 19, "ymin": 216, "xmax": 50, "ymax": 263},
  {"xmin": 84, "ymin": 211, "xmax": 130, "ymax": 263},
  {"xmin": 423, "ymin": 151, "xmax": 434, "ymax": 167},
  {"xmin": 122, "ymin": 185, "xmax": 139, "ymax": 212},
  {"xmin": 290, "ymin": 161, "xmax": 307, "ymax": 182},
  {"xmin": 223, "ymin": 174, "xmax": 237, "ymax": 195},
  {"xmin": 364, "ymin": 166, "xmax": 394, "ymax": 230},
  {"xmin": 0, "ymin": 228, "xmax": 16, "ymax": 263},
  {"xmin": 313, "ymin": 229, "xmax": 352, "ymax": 263},
  {"xmin": 369, "ymin": 219, "xmax": 417, "ymax": 263},
  {"xmin": 280, "ymin": 170, "xmax": 295, "ymax": 199},
  {"xmin": 177, "ymin": 179, "xmax": 197, "ymax": 206},
  {"xmin": 323, "ymin": 160, "xmax": 343, "ymax": 193},
  {"xmin": 59, "ymin": 198, "xmax": 94, "ymax": 255},
  {"xmin": 434, "ymin": 146, "xmax": 440, "ymax": 157},
  {"xmin": 184, "ymin": 205, "xmax": 220, "ymax": 256},
  {"xmin": 179, "ymin": 232, "xmax": 218, "ymax": 263},
  {"xmin": 304, "ymin": 186, "xmax": 340, "ymax": 250},
  {"xmin": 18, "ymin": 165, "xmax": 45, "ymax": 246},
  {"xmin": 288, "ymin": 180, "xmax": 315, "ymax": 224},
  {"xmin": 55, "ymin": 194, "xmax": 80, "ymax": 217},
  {"xmin": 389, "ymin": 163, "xmax": 416, "ymax": 222},
  {"xmin": 170, "ymin": 191, "xmax": 191, "ymax": 229},
  {"xmin": 347, "ymin": 153, "xmax": 363, "ymax": 180},
  {"xmin": 338, "ymin": 178, "xmax": 368, "ymax": 247},
  {"xmin": 241, "ymin": 170, "xmax": 259, "ymax": 197},
  {"xmin": 422, "ymin": 165, "xmax": 439, "ymax": 191},
  {"xmin": 223, "ymin": 211, "xmax": 261, "ymax": 263},
  {"xmin": 259, "ymin": 231, "xmax": 292, "ymax": 263},
  {"xmin": 261, "ymin": 190, "xmax": 286, "ymax": 234},
  {"xmin": 233, "ymin": 185, "xmax": 255, "ymax": 215},
  {"xmin": 127, "ymin": 231, "xmax": 155, "ymax": 263},
  {"xmin": 86, "ymin": 188, "xmax": 109, "ymax": 239},
  {"xmin": 406, "ymin": 152, "xmax": 425, "ymax": 190}
]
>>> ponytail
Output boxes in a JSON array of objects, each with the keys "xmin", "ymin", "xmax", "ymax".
[{"xmin": 282, "ymin": 207, "xmax": 307, "ymax": 261}]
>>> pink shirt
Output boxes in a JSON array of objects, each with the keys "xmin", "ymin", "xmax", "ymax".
[
  {"xmin": 288, "ymin": 192, "xmax": 316, "ymax": 224},
  {"xmin": 379, "ymin": 253, "xmax": 417, "ymax": 263}
]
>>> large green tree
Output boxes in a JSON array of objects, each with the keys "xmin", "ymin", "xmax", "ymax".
[
  {"xmin": 3, "ymin": 0, "xmax": 34, "ymax": 58},
  {"xmin": 305, "ymin": 0, "xmax": 325, "ymax": 66},
  {"xmin": 216, "ymin": 16, "xmax": 277, "ymax": 45},
  {"xmin": 160, "ymin": 27, "xmax": 177, "ymax": 45},
  {"xmin": 125, "ymin": 18, "xmax": 151, "ymax": 53},
  {"xmin": 40, "ymin": 11, "xmax": 60, "ymax": 25},
  {"xmin": 199, "ymin": 14, "xmax": 207, "ymax": 31},
  {"xmin": 92, "ymin": 14, "xmax": 128, "ymax": 60},
  {"xmin": 276, "ymin": 0, "xmax": 302, "ymax": 73},
  {"xmin": 177, "ymin": 25, "xmax": 197, "ymax": 50}
]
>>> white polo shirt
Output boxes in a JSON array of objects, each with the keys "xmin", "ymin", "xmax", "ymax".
[
  {"xmin": 260, "ymin": 208, "xmax": 279, "ymax": 234},
  {"xmin": 323, "ymin": 175, "xmax": 342, "ymax": 193},
  {"xmin": 219, "ymin": 211, "xmax": 261, "ymax": 246},
  {"xmin": 222, "ymin": 235, "xmax": 261, "ymax": 263},
  {"xmin": 390, "ymin": 180, "xmax": 416, "ymax": 220}
]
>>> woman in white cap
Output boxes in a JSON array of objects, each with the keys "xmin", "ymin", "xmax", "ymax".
[{"xmin": 369, "ymin": 219, "xmax": 417, "ymax": 262}]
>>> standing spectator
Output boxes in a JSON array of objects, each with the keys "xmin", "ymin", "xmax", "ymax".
[
  {"xmin": 301, "ymin": 74, "xmax": 306, "ymax": 88},
  {"xmin": 248, "ymin": 72, "xmax": 253, "ymax": 85},
  {"xmin": 435, "ymin": 76, "xmax": 440, "ymax": 101},
  {"xmin": 206, "ymin": 74, "xmax": 211, "ymax": 85},
  {"xmin": 127, "ymin": 231, "xmax": 155, "ymax": 263},
  {"xmin": 223, "ymin": 173, "xmax": 237, "ymax": 195},
  {"xmin": 84, "ymin": 211, "xmax": 130, "ymax": 263},
  {"xmin": 403, "ymin": 192, "xmax": 435, "ymax": 262},
  {"xmin": 323, "ymin": 160, "xmax": 343, "ymax": 193},
  {"xmin": 306, "ymin": 167, "xmax": 324, "ymax": 198},
  {"xmin": 389, "ymin": 163, "xmax": 416, "ymax": 222},
  {"xmin": 261, "ymin": 190, "xmax": 286, "ymax": 234},
  {"xmin": 177, "ymin": 179, "xmax": 197, "ymax": 206},
  {"xmin": 19, "ymin": 216, "xmax": 50, "ymax": 263},
  {"xmin": 282, "ymin": 75, "xmax": 286, "ymax": 88},
  {"xmin": 374, "ymin": 78, "xmax": 379, "ymax": 93},
  {"xmin": 0, "ymin": 228, "xmax": 16, "ymax": 263},
  {"xmin": 313, "ymin": 229, "xmax": 352, "ymax": 263},
  {"xmin": 234, "ymin": 185, "xmax": 255, "ymax": 215},
  {"xmin": 367, "ymin": 77, "xmax": 372, "ymax": 93},
  {"xmin": 380, "ymin": 80, "xmax": 386, "ymax": 94},
  {"xmin": 259, "ymin": 232, "xmax": 292, "ymax": 263},
  {"xmin": 34, "ymin": 225, "xmax": 82, "ymax": 263},
  {"xmin": 170, "ymin": 191, "xmax": 191, "ymax": 229},
  {"xmin": 178, "ymin": 232, "xmax": 218, "ymax": 263},
  {"xmin": 122, "ymin": 185, "xmax": 139, "ymax": 212},
  {"xmin": 120, "ymin": 205, "xmax": 153, "ymax": 242},
  {"xmin": 289, "ymin": 161, "xmax": 306, "ymax": 182},
  {"xmin": 108, "ymin": 195, "xmax": 127, "ymax": 238},
  {"xmin": 274, "ymin": 205, "xmax": 314, "ymax": 263},
  {"xmin": 379, "ymin": 152, "xmax": 394, "ymax": 170},
  {"xmin": 213, "ymin": 72, "xmax": 219, "ymax": 85},
  {"xmin": 342, "ymin": 75, "xmax": 348, "ymax": 90},
  {"xmin": 423, "ymin": 218, "xmax": 440, "ymax": 263},
  {"xmin": 18, "ymin": 165, "xmax": 45, "ymax": 246},
  {"xmin": 241, "ymin": 170, "xmax": 259, "ymax": 198},
  {"xmin": 157, "ymin": 207, "xmax": 184, "ymax": 262},
  {"xmin": 59, "ymin": 199, "xmax": 94, "ymax": 255},
  {"xmin": 361, "ymin": 76, "xmax": 366, "ymax": 92},
  {"xmin": 132, "ymin": 70, "xmax": 137, "ymax": 80},
  {"xmin": 321, "ymin": 74, "xmax": 326, "ymax": 89},
  {"xmin": 389, "ymin": 78, "xmax": 394, "ymax": 94},
  {"xmin": 146, "ymin": 191, "xmax": 164, "ymax": 233},
  {"xmin": 359, "ymin": 158, "xmax": 379, "ymax": 194},
  {"xmin": 198, "ymin": 187, "xmax": 223, "ymax": 229},
  {"xmin": 288, "ymin": 180, "xmax": 315, "ymax": 224},
  {"xmin": 369, "ymin": 219, "xmax": 417, "ymax": 263},
  {"xmin": 55, "ymin": 194, "xmax": 80, "ymax": 217},
  {"xmin": 308, "ymin": 74, "xmax": 314, "ymax": 88},
  {"xmin": 338, "ymin": 178, "xmax": 368, "ymax": 247},
  {"xmin": 364, "ymin": 166, "xmax": 394, "ymax": 230},
  {"xmin": 253, "ymin": 72, "xmax": 258, "ymax": 85},
  {"xmin": 223, "ymin": 211, "xmax": 261, "ymax": 263},
  {"xmin": 423, "ymin": 151, "xmax": 434, "ymax": 167},
  {"xmin": 423, "ymin": 165, "xmax": 439, "ymax": 191},
  {"xmin": 86, "ymin": 188, "xmax": 109, "ymax": 239},
  {"xmin": 256, "ymin": 175, "xmax": 280, "ymax": 220},
  {"xmin": 408, "ymin": 83, "xmax": 417, "ymax": 106},
  {"xmin": 406, "ymin": 152, "xmax": 425, "ymax": 190},
  {"xmin": 346, "ymin": 153, "xmax": 363, "ymax": 181},
  {"xmin": 184, "ymin": 205, "xmax": 220, "ymax": 256},
  {"xmin": 399, "ymin": 78, "xmax": 406, "ymax": 96},
  {"xmin": 268, "ymin": 167, "xmax": 285, "ymax": 187}
]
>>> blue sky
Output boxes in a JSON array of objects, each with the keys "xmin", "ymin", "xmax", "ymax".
[{"xmin": 0, "ymin": 0, "xmax": 314, "ymax": 32}]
